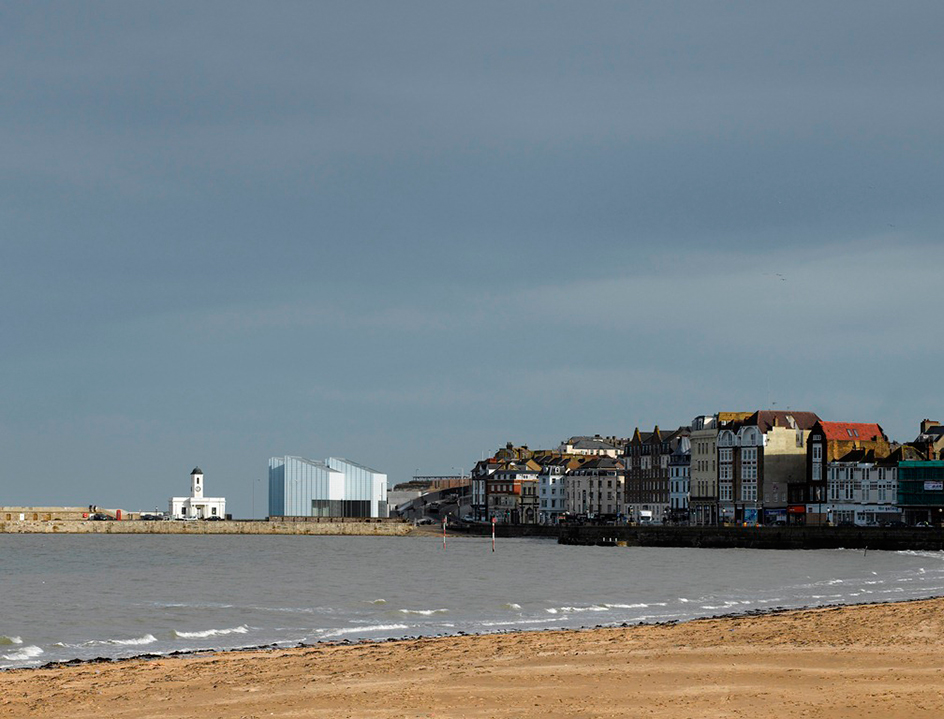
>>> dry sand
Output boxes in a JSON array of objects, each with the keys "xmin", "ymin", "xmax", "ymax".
[{"xmin": 3, "ymin": 598, "xmax": 944, "ymax": 719}]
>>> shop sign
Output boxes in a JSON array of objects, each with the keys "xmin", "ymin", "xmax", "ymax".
[{"xmin": 924, "ymin": 481, "xmax": 944, "ymax": 491}]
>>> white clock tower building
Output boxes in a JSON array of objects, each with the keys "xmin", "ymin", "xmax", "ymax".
[{"xmin": 169, "ymin": 467, "xmax": 226, "ymax": 520}]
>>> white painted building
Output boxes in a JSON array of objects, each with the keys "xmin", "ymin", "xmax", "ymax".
[
  {"xmin": 822, "ymin": 453, "xmax": 903, "ymax": 526},
  {"xmin": 668, "ymin": 436, "xmax": 691, "ymax": 520},
  {"xmin": 558, "ymin": 436, "xmax": 621, "ymax": 457},
  {"xmin": 538, "ymin": 461, "xmax": 568, "ymax": 524},
  {"xmin": 170, "ymin": 467, "xmax": 226, "ymax": 520}
]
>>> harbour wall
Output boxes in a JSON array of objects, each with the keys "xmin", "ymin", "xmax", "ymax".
[{"xmin": 0, "ymin": 519, "xmax": 413, "ymax": 536}]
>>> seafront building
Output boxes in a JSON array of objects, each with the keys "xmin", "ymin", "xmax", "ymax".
[
  {"xmin": 897, "ymin": 459, "xmax": 944, "ymax": 525},
  {"xmin": 801, "ymin": 421, "xmax": 891, "ymax": 525},
  {"xmin": 715, "ymin": 411, "xmax": 820, "ymax": 525},
  {"xmin": 623, "ymin": 426, "xmax": 689, "ymax": 525},
  {"xmin": 564, "ymin": 456, "xmax": 625, "ymax": 518},
  {"xmin": 410, "ymin": 416, "xmax": 943, "ymax": 528},
  {"xmin": 824, "ymin": 447, "xmax": 915, "ymax": 526},
  {"xmin": 558, "ymin": 436, "xmax": 623, "ymax": 457},
  {"xmin": 689, "ymin": 414, "xmax": 720, "ymax": 526},
  {"xmin": 668, "ymin": 436, "xmax": 692, "ymax": 520},
  {"xmin": 486, "ymin": 459, "xmax": 540, "ymax": 523},
  {"xmin": 170, "ymin": 467, "xmax": 226, "ymax": 520},
  {"xmin": 268, "ymin": 456, "xmax": 388, "ymax": 518}
]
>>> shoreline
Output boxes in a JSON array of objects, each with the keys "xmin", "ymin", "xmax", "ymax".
[
  {"xmin": 6, "ymin": 592, "xmax": 942, "ymax": 671},
  {"xmin": 4, "ymin": 596, "xmax": 944, "ymax": 718}
]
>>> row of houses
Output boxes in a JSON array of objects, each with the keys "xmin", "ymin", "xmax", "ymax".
[{"xmin": 468, "ymin": 415, "xmax": 944, "ymax": 527}]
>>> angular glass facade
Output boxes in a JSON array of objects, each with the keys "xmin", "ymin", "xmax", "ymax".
[{"xmin": 268, "ymin": 456, "xmax": 388, "ymax": 518}]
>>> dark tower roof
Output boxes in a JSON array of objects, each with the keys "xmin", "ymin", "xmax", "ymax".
[{"xmin": 191, "ymin": 467, "xmax": 203, "ymax": 475}]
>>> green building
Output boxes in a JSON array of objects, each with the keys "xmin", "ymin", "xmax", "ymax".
[{"xmin": 897, "ymin": 461, "xmax": 944, "ymax": 525}]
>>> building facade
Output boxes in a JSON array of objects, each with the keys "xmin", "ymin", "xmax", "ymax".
[
  {"xmin": 689, "ymin": 415, "xmax": 719, "ymax": 525},
  {"xmin": 538, "ymin": 456, "xmax": 583, "ymax": 524},
  {"xmin": 268, "ymin": 456, "xmax": 387, "ymax": 518},
  {"xmin": 565, "ymin": 456, "xmax": 625, "ymax": 518},
  {"xmin": 486, "ymin": 460, "xmax": 540, "ymax": 523},
  {"xmin": 897, "ymin": 460, "xmax": 944, "ymax": 525},
  {"xmin": 825, "ymin": 450, "xmax": 904, "ymax": 526},
  {"xmin": 716, "ymin": 411, "xmax": 819, "ymax": 525},
  {"xmin": 558, "ymin": 436, "xmax": 623, "ymax": 457},
  {"xmin": 801, "ymin": 422, "xmax": 890, "ymax": 525},
  {"xmin": 668, "ymin": 436, "xmax": 691, "ymax": 522},
  {"xmin": 170, "ymin": 467, "xmax": 226, "ymax": 520},
  {"xmin": 623, "ymin": 426, "xmax": 689, "ymax": 524}
]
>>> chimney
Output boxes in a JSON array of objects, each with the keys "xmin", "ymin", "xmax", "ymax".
[{"xmin": 921, "ymin": 419, "xmax": 940, "ymax": 434}]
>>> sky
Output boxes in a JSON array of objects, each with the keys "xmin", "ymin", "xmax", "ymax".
[{"xmin": 2, "ymin": 2, "xmax": 942, "ymax": 517}]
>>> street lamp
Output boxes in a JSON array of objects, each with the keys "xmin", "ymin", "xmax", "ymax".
[{"xmin": 251, "ymin": 477, "xmax": 262, "ymax": 520}]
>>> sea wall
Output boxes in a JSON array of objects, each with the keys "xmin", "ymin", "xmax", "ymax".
[
  {"xmin": 0, "ymin": 519, "xmax": 413, "ymax": 536},
  {"xmin": 556, "ymin": 525, "xmax": 944, "ymax": 551},
  {"xmin": 448, "ymin": 522, "xmax": 944, "ymax": 551}
]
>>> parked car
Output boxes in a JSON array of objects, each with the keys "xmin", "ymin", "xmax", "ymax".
[
  {"xmin": 88, "ymin": 513, "xmax": 114, "ymax": 521},
  {"xmin": 416, "ymin": 517, "xmax": 434, "ymax": 525},
  {"xmin": 204, "ymin": 515, "xmax": 224, "ymax": 521}
]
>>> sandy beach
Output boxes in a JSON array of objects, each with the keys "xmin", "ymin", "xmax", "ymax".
[{"xmin": 3, "ymin": 597, "xmax": 944, "ymax": 719}]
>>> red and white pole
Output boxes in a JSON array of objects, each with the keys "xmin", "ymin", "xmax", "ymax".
[
  {"xmin": 442, "ymin": 516, "xmax": 447, "ymax": 549},
  {"xmin": 491, "ymin": 516, "xmax": 496, "ymax": 552}
]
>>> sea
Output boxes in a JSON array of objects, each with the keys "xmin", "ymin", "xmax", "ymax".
[{"xmin": 2, "ymin": 534, "xmax": 943, "ymax": 670}]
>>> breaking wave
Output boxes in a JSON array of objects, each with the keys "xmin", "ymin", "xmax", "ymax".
[
  {"xmin": 173, "ymin": 625, "xmax": 249, "ymax": 639},
  {"xmin": 2, "ymin": 645, "xmax": 43, "ymax": 662},
  {"xmin": 318, "ymin": 624, "xmax": 408, "ymax": 638}
]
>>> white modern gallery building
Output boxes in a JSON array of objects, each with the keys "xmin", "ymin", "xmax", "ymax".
[
  {"xmin": 268, "ymin": 456, "xmax": 388, "ymax": 518},
  {"xmin": 169, "ymin": 467, "xmax": 227, "ymax": 519}
]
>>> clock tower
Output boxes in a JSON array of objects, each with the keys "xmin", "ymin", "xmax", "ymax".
[{"xmin": 191, "ymin": 467, "xmax": 204, "ymax": 499}]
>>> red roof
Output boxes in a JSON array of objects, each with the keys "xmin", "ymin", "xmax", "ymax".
[{"xmin": 818, "ymin": 422, "xmax": 884, "ymax": 442}]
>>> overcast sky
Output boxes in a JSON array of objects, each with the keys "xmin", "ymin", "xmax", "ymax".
[{"xmin": 2, "ymin": 2, "xmax": 942, "ymax": 516}]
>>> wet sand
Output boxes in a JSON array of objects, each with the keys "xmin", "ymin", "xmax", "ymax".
[{"xmin": 3, "ymin": 597, "xmax": 944, "ymax": 718}]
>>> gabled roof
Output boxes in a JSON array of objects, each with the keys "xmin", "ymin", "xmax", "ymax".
[
  {"xmin": 818, "ymin": 422, "xmax": 885, "ymax": 442},
  {"xmin": 890, "ymin": 444, "xmax": 928, "ymax": 463},
  {"xmin": 671, "ymin": 436, "xmax": 691, "ymax": 456}
]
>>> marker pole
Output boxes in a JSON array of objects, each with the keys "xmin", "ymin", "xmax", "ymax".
[
  {"xmin": 491, "ymin": 517, "xmax": 496, "ymax": 552},
  {"xmin": 443, "ymin": 517, "xmax": 447, "ymax": 549}
]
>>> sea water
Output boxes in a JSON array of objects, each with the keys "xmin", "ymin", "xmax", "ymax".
[{"xmin": 2, "ymin": 534, "xmax": 942, "ymax": 669}]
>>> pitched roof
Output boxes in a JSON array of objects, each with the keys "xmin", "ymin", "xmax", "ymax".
[
  {"xmin": 890, "ymin": 444, "xmax": 928, "ymax": 463},
  {"xmin": 563, "ymin": 436, "xmax": 619, "ymax": 450},
  {"xmin": 834, "ymin": 448, "xmax": 879, "ymax": 463},
  {"xmin": 747, "ymin": 411, "xmax": 820, "ymax": 433},
  {"xmin": 671, "ymin": 436, "xmax": 691, "ymax": 456},
  {"xmin": 577, "ymin": 456, "xmax": 623, "ymax": 470},
  {"xmin": 818, "ymin": 422, "xmax": 885, "ymax": 442}
]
